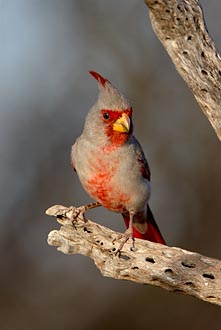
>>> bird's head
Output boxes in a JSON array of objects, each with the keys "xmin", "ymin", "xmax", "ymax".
[{"xmin": 84, "ymin": 71, "xmax": 133, "ymax": 146}]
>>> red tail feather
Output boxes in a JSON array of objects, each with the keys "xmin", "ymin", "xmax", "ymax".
[{"xmin": 122, "ymin": 205, "xmax": 166, "ymax": 245}]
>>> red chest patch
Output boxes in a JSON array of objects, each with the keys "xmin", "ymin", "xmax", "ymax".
[{"xmin": 84, "ymin": 156, "xmax": 129, "ymax": 212}]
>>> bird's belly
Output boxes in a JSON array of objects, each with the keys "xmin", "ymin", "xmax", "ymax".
[
  {"xmin": 76, "ymin": 147, "xmax": 150, "ymax": 213},
  {"xmin": 83, "ymin": 171, "xmax": 129, "ymax": 213},
  {"xmin": 82, "ymin": 170, "xmax": 150, "ymax": 214}
]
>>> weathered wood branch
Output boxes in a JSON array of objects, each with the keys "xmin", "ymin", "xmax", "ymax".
[
  {"xmin": 144, "ymin": 0, "xmax": 221, "ymax": 140},
  {"xmin": 47, "ymin": 205, "xmax": 221, "ymax": 306}
]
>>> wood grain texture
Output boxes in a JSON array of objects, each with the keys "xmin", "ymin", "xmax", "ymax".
[
  {"xmin": 144, "ymin": 0, "xmax": 221, "ymax": 140},
  {"xmin": 46, "ymin": 205, "xmax": 221, "ymax": 306}
]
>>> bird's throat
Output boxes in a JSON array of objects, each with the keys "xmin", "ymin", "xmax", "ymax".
[{"xmin": 105, "ymin": 127, "xmax": 129, "ymax": 146}]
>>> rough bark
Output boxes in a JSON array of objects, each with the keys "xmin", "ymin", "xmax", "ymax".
[
  {"xmin": 144, "ymin": 0, "xmax": 221, "ymax": 141},
  {"xmin": 46, "ymin": 205, "xmax": 221, "ymax": 307}
]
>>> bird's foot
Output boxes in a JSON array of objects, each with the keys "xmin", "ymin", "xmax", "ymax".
[
  {"xmin": 69, "ymin": 205, "xmax": 88, "ymax": 226},
  {"xmin": 69, "ymin": 202, "xmax": 101, "ymax": 226},
  {"xmin": 113, "ymin": 227, "xmax": 134, "ymax": 254}
]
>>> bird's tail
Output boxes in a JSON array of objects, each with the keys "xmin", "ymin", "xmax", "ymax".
[{"xmin": 122, "ymin": 205, "xmax": 166, "ymax": 245}]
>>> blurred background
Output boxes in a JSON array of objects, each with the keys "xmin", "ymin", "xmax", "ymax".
[{"xmin": 1, "ymin": 0, "xmax": 221, "ymax": 329}]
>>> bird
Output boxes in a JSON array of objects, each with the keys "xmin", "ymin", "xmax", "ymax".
[{"xmin": 71, "ymin": 70, "xmax": 166, "ymax": 250}]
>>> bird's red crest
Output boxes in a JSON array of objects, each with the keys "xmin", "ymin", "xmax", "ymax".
[{"xmin": 89, "ymin": 71, "xmax": 108, "ymax": 87}]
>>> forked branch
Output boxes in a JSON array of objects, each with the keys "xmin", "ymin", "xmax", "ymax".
[{"xmin": 46, "ymin": 205, "xmax": 221, "ymax": 307}]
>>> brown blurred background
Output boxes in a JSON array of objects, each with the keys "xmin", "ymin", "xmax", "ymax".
[{"xmin": 1, "ymin": 1, "xmax": 221, "ymax": 329}]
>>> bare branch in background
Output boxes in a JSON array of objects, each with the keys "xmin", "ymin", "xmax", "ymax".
[
  {"xmin": 144, "ymin": 0, "xmax": 221, "ymax": 140},
  {"xmin": 47, "ymin": 205, "xmax": 221, "ymax": 307}
]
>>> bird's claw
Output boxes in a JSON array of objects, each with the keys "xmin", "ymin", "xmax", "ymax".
[
  {"xmin": 68, "ymin": 202, "xmax": 101, "ymax": 227},
  {"xmin": 69, "ymin": 206, "xmax": 87, "ymax": 226},
  {"xmin": 112, "ymin": 228, "xmax": 134, "ymax": 255}
]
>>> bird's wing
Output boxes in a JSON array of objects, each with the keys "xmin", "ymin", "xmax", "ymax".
[
  {"xmin": 71, "ymin": 141, "xmax": 77, "ymax": 171},
  {"xmin": 133, "ymin": 137, "xmax": 151, "ymax": 181}
]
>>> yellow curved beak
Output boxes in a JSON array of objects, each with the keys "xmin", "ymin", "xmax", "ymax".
[{"xmin": 113, "ymin": 113, "xmax": 130, "ymax": 133}]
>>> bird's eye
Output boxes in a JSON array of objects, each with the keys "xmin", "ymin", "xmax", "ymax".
[{"xmin": 103, "ymin": 112, "xmax": 110, "ymax": 120}]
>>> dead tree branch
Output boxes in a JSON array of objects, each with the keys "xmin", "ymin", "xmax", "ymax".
[
  {"xmin": 144, "ymin": 0, "xmax": 221, "ymax": 140},
  {"xmin": 47, "ymin": 205, "xmax": 221, "ymax": 307}
]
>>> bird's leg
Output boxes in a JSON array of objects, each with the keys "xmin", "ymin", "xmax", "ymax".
[
  {"xmin": 114, "ymin": 211, "xmax": 135, "ymax": 253},
  {"xmin": 69, "ymin": 202, "xmax": 101, "ymax": 224}
]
